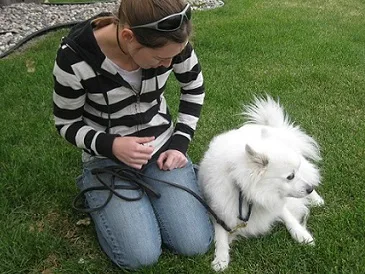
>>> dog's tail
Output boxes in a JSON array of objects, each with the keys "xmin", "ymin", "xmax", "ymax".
[
  {"xmin": 243, "ymin": 95, "xmax": 290, "ymax": 128},
  {"xmin": 242, "ymin": 95, "xmax": 321, "ymax": 162}
]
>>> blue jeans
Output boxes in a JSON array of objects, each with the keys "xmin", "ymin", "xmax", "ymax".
[{"xmin": 76, "ymin": 157, "xmax": 213, "ymax": 270}]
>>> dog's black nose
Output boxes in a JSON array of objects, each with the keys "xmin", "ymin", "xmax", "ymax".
[{"xmin": 306, "ymin": 185, "xmax": 314, "ymax": 194}]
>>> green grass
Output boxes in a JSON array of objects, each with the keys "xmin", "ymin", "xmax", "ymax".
[{"xmin": 1, "ymin": 0, "xmax": 365, "ymax": 273}]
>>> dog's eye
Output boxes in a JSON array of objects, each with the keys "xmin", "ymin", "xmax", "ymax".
[{"xmin": 286, "ymin": 173, "xmax": 295, "ymax": 180}]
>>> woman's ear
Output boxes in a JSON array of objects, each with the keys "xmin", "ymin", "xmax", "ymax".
[{"xmin": 121, "ymin": 28, "xmax": 135, "ymax": 42}]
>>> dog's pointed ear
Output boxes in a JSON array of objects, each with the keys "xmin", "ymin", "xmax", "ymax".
[{"xmin": 245, "ymin": 144, "xmax": 269, "ymax": 167}]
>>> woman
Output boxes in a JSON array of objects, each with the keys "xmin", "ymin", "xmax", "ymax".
[{"xmin": 52, "ymin": 0, "xmax": 213, "ymax": 269}]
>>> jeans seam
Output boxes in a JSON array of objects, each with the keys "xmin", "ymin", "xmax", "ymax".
[
  {"xmin": 80, "ymin": 166, "xmax": 163, "ymax": 268},
  {"xmin": 150, "ymin": 202, "xmax": 175, "ymax": 251},
  {"xmin": 146, "ymin": 159, "xmax": 196, "ymax": 253},
  {"xmin": 82, "ymin": 172, "xmax": 125, "ymax": 265}
]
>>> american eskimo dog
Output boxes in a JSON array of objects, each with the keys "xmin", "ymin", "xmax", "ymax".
[{"xmin": 198, "ymin": 96, "xmax": 324, "ymax": 271}]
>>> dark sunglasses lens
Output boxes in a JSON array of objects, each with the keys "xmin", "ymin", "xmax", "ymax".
[{"xmin": 158, "ymin": 15, "xmax": 182, "ymax": 30}]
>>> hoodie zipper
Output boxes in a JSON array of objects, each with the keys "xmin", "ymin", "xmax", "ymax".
[
  {"xmin": 135, "ymin": 92, "xmax": 140, "ymax": 134},
  {"xmin": 132, "ymin": 71, "xmax": 144, "ymax": 135}
]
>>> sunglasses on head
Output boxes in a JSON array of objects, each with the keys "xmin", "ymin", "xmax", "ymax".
[{"xmin": 130, "ymin": 4, "xmax": 192, "ymax": 32}]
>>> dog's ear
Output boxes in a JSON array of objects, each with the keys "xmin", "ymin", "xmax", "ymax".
[{"xmin": 245, "ymin": 144, "xmax": 269, "ymax": 167}]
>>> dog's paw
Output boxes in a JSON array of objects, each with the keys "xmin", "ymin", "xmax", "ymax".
[
  {"xmin": 293, "ymin": 230, "xmax": 315, "ymax": 245},
  {"xmin": 310, "ymin": 195, "xmax": 324, "ymax": 207},
  {"xmin": 212, "ymin": 256, "xmax": 230, "ymax": 272},
  {"xmin": 308, "ymin": 191, "xmax": 325, "ymax": 207}
]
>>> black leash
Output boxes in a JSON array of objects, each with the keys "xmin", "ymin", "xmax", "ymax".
[
  {"xmin": 73, "ymin": 166, "xmax": 233, "ymax": 232},
  {"xmin": 239, "ymin": 192, "xmax": 253, "ymax": 222}
]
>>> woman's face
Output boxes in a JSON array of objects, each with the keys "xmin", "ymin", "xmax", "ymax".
[{"xmin": 128, "ymin": 40, "xmax": 188, "ymax": 69}]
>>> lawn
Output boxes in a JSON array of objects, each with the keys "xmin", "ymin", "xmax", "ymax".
[{"xmin": 1, "ymin": 0, "xmax": 365, "ymax": 273}]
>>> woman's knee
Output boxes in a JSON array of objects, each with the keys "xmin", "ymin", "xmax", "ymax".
[
  {"xmin": 95, "ymin": 226, "xmax": 162, "ymax": 270},
  {"xmin": 113, "ymin": 243, "xmax": 162, "ymax": 270},
  {"xmin": 173, "ymin": 235, "xmax": 212, "ymax": 256},
  {"xmin": 169, "ymin": 223, "xmax": 213, "ymax": 256},
  {"xmin": 90, "ymin": 198, "xmax": 163, "ymax": 269}
]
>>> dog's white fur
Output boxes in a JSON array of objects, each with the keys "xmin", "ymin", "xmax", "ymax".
[{"xmin": 198, "ymin": 96, "xmax": 324, "ymax": 271}]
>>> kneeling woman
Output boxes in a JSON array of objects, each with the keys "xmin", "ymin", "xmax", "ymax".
[{"xmin": 52, "ymin": 0, "xmax": 213, "ymax": 270}]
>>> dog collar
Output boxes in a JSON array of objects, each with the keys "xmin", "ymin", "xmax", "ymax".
[
  {"xmin": 239, "ymin": 191, "xmax": 253, "ymax": 222},
  {"xmin": 229, "ymin": 191, "xmax": 253, "ymax": 234}
]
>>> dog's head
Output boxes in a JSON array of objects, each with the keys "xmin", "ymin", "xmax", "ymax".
[{"xmin": 244, "ymin": 139, "xmax": 320, "ymax": 201}]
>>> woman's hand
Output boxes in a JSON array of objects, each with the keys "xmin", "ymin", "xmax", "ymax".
[
  {"xmin": 112, "ymin": 136, "xmax": 155, "ymax": 169},
  {"xmin": 157, "ymin": 149, "xmax": 188, "ymax": 171}
]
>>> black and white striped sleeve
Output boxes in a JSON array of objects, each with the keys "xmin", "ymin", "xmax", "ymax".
[
  {"xmin": 171, "ymin": 42, "xmax": 205, "ymax": 154},
  {"xmin": 52, "ymin": 45, "xmax": 118, "ymax": 159}
]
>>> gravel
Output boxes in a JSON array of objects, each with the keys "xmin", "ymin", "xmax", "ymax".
[{"xmin": 0, "ymin": 0, "xmax": 224, "ymax": 57}]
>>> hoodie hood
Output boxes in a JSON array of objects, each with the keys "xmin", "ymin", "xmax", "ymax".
[{"xmin": 62, "ymin": 13, "xmax": 112, "ymax": 74}]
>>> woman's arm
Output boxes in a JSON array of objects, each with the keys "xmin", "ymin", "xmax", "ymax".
[
  {"xmin": 170, "ymin": 42, "xmax": 205, "ymax": 155},
  {"xmin": 52, "ymin": 46, "xmax": 119, "ymax": 159}
]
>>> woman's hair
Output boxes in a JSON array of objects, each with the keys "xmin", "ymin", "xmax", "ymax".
[{"xmin": 117, "ymin": 0, "xmax": 192, "ymax": 48}]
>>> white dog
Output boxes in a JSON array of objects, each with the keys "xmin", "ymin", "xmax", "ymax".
[{"xmin": 198, "ymin": 96, "xmax": 324, "ymax": 272}]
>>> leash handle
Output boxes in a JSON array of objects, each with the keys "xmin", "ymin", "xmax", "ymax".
[{"xmin": 73, "ymin": 166, "xmax": 232, "ymax": 232}]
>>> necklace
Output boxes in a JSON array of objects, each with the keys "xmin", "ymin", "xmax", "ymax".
[
  {"xmin": 115, "ymin": 24, "xmax": 140, "ymax": 71},
  {"xmin": 116, "ymin": 24, "xmax": 127, "ymax": 55}
]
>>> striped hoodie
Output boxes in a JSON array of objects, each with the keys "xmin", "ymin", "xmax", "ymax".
[{"xmin": 52, "ymin": 16, "xmax": 205, "ymax": 162}]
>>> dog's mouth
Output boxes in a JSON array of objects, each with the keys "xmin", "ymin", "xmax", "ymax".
[
  {"xmin": 287, "ymin": 193, "xmax": 308, "ymax": 199},
  {"xmin": 286, "ymin": 182, "xmax": 315, "ymax": 198},
  {"xmin": 287, "ymin": 191, "xmax": 313, "ymax": 199}
]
